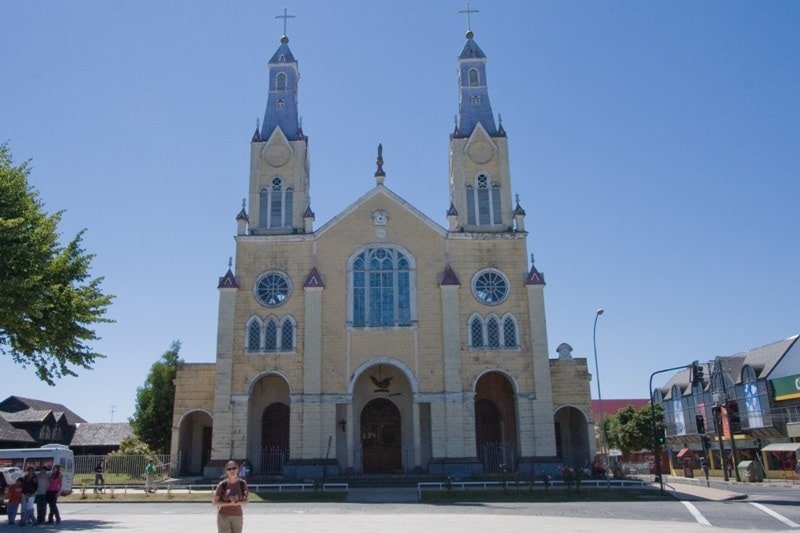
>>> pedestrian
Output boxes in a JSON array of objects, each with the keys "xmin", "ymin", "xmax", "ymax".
[
  {"xmin": 46, "ymin": 464, "xmax": 62, "ymax": 524},
  {"xmin": 213, "ymin": 460, "xmax": 249, "ymax": 533},
  {"xmin": 20, "ymin": 466, "xmax": 38, "ymax": 526},
  {"xmin": 7, "ymin": 478, "xmax": 23, "ymax": 525},
  {"xmin": 35, "ymin": 466, "xmax": 49, "ymax": 524},
  {"xmin": 145, "ymin": 460, "xmax": 155, "ymax": 493},
  {"xmin": 94, "ymin": 458, "xmax": 105, "ymax": 493}
]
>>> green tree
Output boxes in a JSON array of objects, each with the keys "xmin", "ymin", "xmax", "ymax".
[
  {"xmin": 0, "ymin": 144, "xmax": 114, "ymax": 385},
  {"xmin": 605, "ymin": 403, "xmax": 665, "ymax": 455},
  {"xmin": 113, "ymin": 434, "xmax": 154, "ymax": 456},
  {"xmin": 130, "ymin": 341, "xmax": 182, "ymax": 453}
]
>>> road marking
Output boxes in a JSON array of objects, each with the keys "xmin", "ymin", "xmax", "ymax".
[
  {"xmin": 749, "ymin": 502, "xmax": 800, "ymax": 528},
  {"xmin": 681, "ymin": 501, "xmax": 712, "ymax": 526}
]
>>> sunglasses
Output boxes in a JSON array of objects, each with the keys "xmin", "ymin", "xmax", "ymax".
[{"xmin": 226, "ymin": 467, "xmax": 238, "ymax": 471}]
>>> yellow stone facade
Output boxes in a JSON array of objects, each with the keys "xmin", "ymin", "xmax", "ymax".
[{"xmin": 171, "ymin": 31, "xmax": 593, "ymax": 479}]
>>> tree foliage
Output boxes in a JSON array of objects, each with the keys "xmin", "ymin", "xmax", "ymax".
[
  {"xmin": 130, "ymin": 341, "xmax": 183, "ymax": 454},
  {"xmin": 0, "ymin": 144, "xmax": 114, "ymax": 385},
  {"xmin": 604, "ymin": 402, "xmax": 665, "ymax": 455},
  {"xmin": 112, "ymin": 434, "xmax": 155, "ymax": 456}
]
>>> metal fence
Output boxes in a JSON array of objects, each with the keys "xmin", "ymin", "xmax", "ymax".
[
  {"xmin": 258, "ymin": 447, "xmax": 289, "ymax": 475},
  {"xmin": 74, "ymin": 454, "xmax": 172, "ymax": 486},
  {"xmin": 479, "ymin": 441, "xmax": 518, "ymax": 473}
]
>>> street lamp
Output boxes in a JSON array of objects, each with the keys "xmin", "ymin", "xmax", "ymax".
[{"xmin": 593, "ymin": 308, "xmax": 606, "ymax": 477}]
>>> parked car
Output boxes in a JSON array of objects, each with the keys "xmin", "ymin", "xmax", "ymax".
[{"xmin": 0, "ymin": 466, "xmax": 24, "ymax": 513}]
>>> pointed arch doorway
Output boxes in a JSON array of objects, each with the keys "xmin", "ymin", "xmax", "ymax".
[{"xmin": 361, "ymin": 398, "xmax": 402, "ymax": 473}]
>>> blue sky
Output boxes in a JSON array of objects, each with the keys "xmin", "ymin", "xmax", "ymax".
[{"xmin": 2, "ymin": 1, "xmax": 798, "ymax": 424}]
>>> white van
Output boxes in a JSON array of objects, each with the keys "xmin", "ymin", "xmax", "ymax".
[{"xmin": 0, "ymin": 444, "xmax": 74, "ymax": 495}]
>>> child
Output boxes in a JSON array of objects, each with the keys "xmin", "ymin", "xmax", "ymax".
[{"xmin": 7, "ymin": 477, "xmax": 24, "ymax": 525}]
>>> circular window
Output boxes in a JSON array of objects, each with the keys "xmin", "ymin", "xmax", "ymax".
[
  {"xmin": 254, "ymin": 272, "xmax": 291, "ymax": 307},
  {"xmin": 472, "ymin": 269, "xmax": 508, "ymax": 305}
]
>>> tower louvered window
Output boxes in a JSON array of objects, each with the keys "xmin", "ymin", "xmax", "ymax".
[
  {"xmin": 466, "ymin": 173, "xmax": 502, "ymax": 225},
  {"xmin": 259, "ymin": 176, "xmax": 294, "ymax": 229}
]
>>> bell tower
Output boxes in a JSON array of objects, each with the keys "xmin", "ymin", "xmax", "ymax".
[
  {"xmin": 248, "ymin": 16, "xmax": 310, "ymax": 235},
  {"xmin": 448, "ymin": 26, "xmax": 513, "ymax": 233}
]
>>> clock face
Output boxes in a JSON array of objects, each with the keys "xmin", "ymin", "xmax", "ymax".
[
  {"xmin": 254, "ymin": 272, "xmax": 291, "ymax": 307},
  {"xmin": 261, "ymin": 144, "xmax": 291, "ymax": 167},
  {"xmin": 467, "ymin": 140, "xmax": 494, "ymax": 164},
  {"xmin": 472, "ymin": 269, "xmax": 508, "ymax": 305}
]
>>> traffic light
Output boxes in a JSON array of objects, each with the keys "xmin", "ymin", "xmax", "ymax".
[
  {"xmin": 691, "ymin": 361, "xmax": 705, "ymax": 385},
  {"xmin": 656, "ymin": 428, "xmax": 666, "ymax": 448},
  {"xmin": 695, "ymin": 414, "xmax": 705, "ymax": 434}
]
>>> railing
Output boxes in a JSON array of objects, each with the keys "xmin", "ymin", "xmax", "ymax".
[
  {"xmin": 417, "ymin": 479, "xmax": 646, "ymax": 501},
  {"xmin": 78, "ymin": 482, "xmax": 349, "ymax": 494}
]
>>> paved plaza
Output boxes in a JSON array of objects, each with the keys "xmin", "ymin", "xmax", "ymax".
[{"xmin": 30, "ymin": 504, "xmax": 759, "ymax": 533}]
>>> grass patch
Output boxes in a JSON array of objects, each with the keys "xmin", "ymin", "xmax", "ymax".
[{"xmin": 421, "ymin": 488, "xmax": 669, "ymax": 504}]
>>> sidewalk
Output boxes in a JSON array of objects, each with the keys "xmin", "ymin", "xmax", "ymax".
[{"xmin": 654, "ymin": 478, "xmax": 747, "ymax": 501}]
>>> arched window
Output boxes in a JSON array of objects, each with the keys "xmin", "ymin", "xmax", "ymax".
[
  {"xmin": 276, "ymin": 72, "xmax": 287, "ymax": 91},
  {"xmin": 470, "ymin": 316, "xmax": 484, "ymax": 347},
  {"xmin": 281, "ymin": 319, "xmax": 294, "ymax": 351},
  {"xmin": 247, "ymin": 316, "xmax": 295, "ymax": 353},
  {"xmin": 487, "ymin": 317, "xmax": 500, "ymax": 347},
  {"xmin": 468, "ymin": 68, "xmax": 479, "ymax": 87},
  {"xmin": 258, "ymin": 176, "xmax": 294, "ymax": 229},
  {"xmin": 468, "ymin": 313, "xmax": 519, "ymax": 349},
  {"xmin": 276, "ymin": 99, "xmax": 286, "ymax": 108},
  {"xmin": 265, "ymin": 319, "xmax": 278, "ymax": 351},
  {"xmin": 466, "ymin": 173, "xmax": 502, "ymax": 225},
  {"xmin": 471, "ymin": 95, "xmax": 481, "ymax": 105},
  {"xmin": 502, "ymin": 316, "xmax": 517, "ymax": 347},
  {"xmin": 350, "ymin": 246, "xmax": 414, "ymax": 327},
  {"xmin": 247, "ymin": 318, "xmax": 262, "ymax": 351}
]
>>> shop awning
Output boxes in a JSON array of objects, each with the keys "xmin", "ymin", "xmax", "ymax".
[
  {"xmin": 761, "ymin": 443, "xmax": 800, "ymax": 452},
  {"xmin": 676, "ymin": 448, "xmax": 691, "ymax": 458}
]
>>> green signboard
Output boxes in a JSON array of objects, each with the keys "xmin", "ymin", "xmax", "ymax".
[{"xmin": 772, "ymin": 374, "xmax": 800, "ymax": 401}]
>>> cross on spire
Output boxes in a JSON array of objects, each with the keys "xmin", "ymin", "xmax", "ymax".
[
  {"xmin": 458, "ymin": 3, "xmax": 479, "ymax": 33},
  {"xmin": 276, "ymin": 7, "xmax": 295, "ymax": 36}
]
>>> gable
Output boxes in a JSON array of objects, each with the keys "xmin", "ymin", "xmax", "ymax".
[{"xmin": 316, "ymin": 185, "xmax": 447, "ymax": 241}]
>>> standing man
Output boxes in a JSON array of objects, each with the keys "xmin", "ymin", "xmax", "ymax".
[
  {"xmin": 213, "ymin": 460, "xmax": 248, "ymax": 533},
  {"xmin": 35, "ymin": 466, "xmax": 48, "ymax": 524},
  {"xmin": 94, "ymin": 458, "xmax": 105, "ymax": 493},
  {"xmin": 20, "ymin": 466, "xmax": 38, "ymax": 525},
  {"xmin": 144, "ymin": 460, "xmax": 155, "ymax": 493}
]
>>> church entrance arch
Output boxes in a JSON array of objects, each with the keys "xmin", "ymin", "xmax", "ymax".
[
  {"xmin": 554, "ymin": 405, "xmax": 590, "ymax": 468},
  {"xmin": 176, "ymin": 410, "xmax": 212, "ymax": 475},
  {"xmin": 360, "ymin": 398, "xmax": 402, "ymax": 474},
  {"xmin": 248, "ymin": 373, "xmax": 290, "ymax": 475},
  {"xmin": 475, "ymin": 372, "xmax": 518, "ymax": 472}
]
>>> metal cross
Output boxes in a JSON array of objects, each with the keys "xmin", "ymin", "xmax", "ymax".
[
  {"xmin": 458, "ymin": 3, "xmax": 479, "ymax": 32},
  {"xmin": 276, "ymin": 7, "xmax": 295, "ymax": 35}
]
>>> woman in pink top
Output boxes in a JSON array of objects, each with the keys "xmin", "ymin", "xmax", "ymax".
[{"xmin": 46, "ymin": 465, "xmax": 62, "ymax": 524}]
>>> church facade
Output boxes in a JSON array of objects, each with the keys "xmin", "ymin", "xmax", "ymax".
[{"xmin": 171, "ymin": 27, "xmax": 594, "ymax": 479}]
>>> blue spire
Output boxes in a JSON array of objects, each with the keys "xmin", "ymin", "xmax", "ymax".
[
  {"xmin": 456, "ymin": 33, "xmax": 497, "ymax": 137},
  {"xmin": 260, "ymin": 35, "xmax": 301, "ymax": 140}
]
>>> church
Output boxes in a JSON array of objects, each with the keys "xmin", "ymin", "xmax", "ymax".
[{"xmin": 170, "ymin": 21, "xmax": 594, "ymax": 479}]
